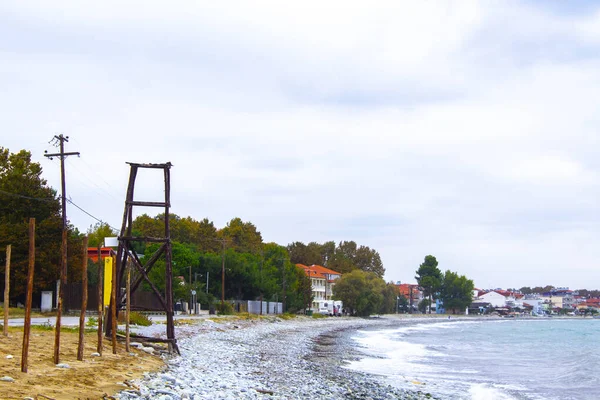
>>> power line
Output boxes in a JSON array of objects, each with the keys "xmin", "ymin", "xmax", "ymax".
[
  {"xmin": 66, "ymin": 198, "xmax": 119, "ymax": 232},
  {"xmin": 0, "ymin": 188, "xmax": 57, "ymax": 203},
  {"xmin": 0, "ymin": 188, "xmax": 119, "ymax": 232}
]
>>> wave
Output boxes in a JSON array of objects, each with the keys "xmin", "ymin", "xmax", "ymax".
[{"xmin": 469, "ymin": 383, "xmax": 518, "ymax": 400}]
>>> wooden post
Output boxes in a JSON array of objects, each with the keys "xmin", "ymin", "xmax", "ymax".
[
  {"xmin": 54, "ymin": 227, "xmax": 68, "ymax": 364},
  {"xmin": 97, "ymin": 245, "xmax": 103, "ymax": 355},
  {"xmin": 21, "ymin": 218, "xmax": 35, "ymax": 373},
  {"xmin": 77, "ymin": 237, "xmax": 89, "ymax": 361},
  {"xmin": 3, "ymin": 245, "xmax": 11, "ymax": 336},
  {"xmin": 111, "ymin": 250, "xmax": 118, "ymax": 354},
  {"xmin": 125, "ymin": 262, "xmax": 130, "ymax": 352}
]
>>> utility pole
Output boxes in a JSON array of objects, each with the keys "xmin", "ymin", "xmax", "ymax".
[
  {"xmin": 44, "ymin": 134, "xmax": 80, "ymax": 285},
  {"xmin": 44, "ymin": 135, "xmax": 79, "ymax": 365}
]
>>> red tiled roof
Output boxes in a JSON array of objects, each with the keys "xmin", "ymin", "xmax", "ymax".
[
  {"xmin": 396, "ymin": 283, "xmax": 420, "ymax": 298},
  {"xmin": 297, "ymin": 264, "xmax": 342, "ymax": 281},
  {"xmin": 87, "ymin": 247, "xmax": 116, "ymax": 262}
]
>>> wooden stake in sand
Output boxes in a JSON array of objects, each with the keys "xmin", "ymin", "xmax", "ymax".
[
  {"xmin": 97, "ymin": 245, "xmax": 103, "ymax": 355},
  {"xmin": 125, "ymin": 261, "xmax": 131, "ymax": 352},
  {"xmin": 3, "ymin": 244, "xmax": 11, "ymax": 337},
  {"xmin": 111, "ymin": 248, "xmax": 117, "ymax": 354},
  {"xmin": 21, "ymin": 218, "xmax": 35, "ymax": 373},
  {"xmin": 77, "ymin": 236, "xmax": 89, "ymax": 361},
  {"xmin": 53, "ymin": 226, "xmax": 68, "ymax": 364}
]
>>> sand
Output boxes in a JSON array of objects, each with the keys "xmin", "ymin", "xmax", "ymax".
[{"xmin": 0, "ymin": 328, "xmax": 164, "ymax": 400}]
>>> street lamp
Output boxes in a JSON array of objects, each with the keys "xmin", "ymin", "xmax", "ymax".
[{"xmin": 396, "ymin": 296, "xmax": 399, "ymax": 314}]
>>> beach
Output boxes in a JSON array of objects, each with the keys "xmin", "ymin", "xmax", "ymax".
[
  {"xmin": 122, "ymin": 315, "xmax": 436, "ymax": 400},
  {"xmin": 0, "ymin": 325, "xmax": 163, "ymax": 400},
  {"xmin": 0, "ymin": 314, "xmax": 439, "ymax": 400}
]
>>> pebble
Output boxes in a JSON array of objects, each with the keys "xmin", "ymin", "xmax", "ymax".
[
  {"xmin": 6, "ymin": 355, "xmax": 13, "ymax": 359},
  {"xmin": 56, "ymin": 363, "xmax": 70, "ymax": 369},
  {"xmin": 117, "ymin": 318, "xmax": 435, "ymax": 400},
  {"xmin": 0, "ymin": 376, "xmax": 14, "ymax": 382},
  {"xmin": 91, "ymin": 352, "xmax": 101, "ymax": 357}
]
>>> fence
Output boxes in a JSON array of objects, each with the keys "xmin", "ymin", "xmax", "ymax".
[{"xmin": 63, "ymin": 283, "xmax": 164, "ymax": 312}]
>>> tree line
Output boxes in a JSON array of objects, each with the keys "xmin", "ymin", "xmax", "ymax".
[
  {"xmin": 287, "ymin": 241, "xmax": 385, "ymax": 277},
  {"xmin": 0, "ymin": 147, "xmax": 390, "ymax": 313}
]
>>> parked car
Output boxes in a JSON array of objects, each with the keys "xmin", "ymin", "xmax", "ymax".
[{"xmin": 318, "ymin": 307, "xmax": 329, "ymax": 315}]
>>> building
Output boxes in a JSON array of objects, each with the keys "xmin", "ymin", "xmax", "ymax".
[
  {"xmin": 395, "ymin": 283, "xmax": 421, "ymax": 311},
  {"xmin": 297, "ymin": 264, "xmax": 342, "ymax": 312},
  {"xmin": 477, "ymin": 290, "xmax": 524, "ymax": 308}
]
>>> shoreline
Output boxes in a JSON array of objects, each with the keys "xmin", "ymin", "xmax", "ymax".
[
  {"xmin": 122, "ymin": 314, "xmax": 592, "ymax": 399},
  {"xmin": 120, "ymin": 315, "xmax": 452, "ymax": 400}
]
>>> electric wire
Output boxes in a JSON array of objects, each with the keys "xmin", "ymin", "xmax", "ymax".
[
  {"xmin": 0, "ymin": 188, "xmax": 119, "ymax": 232},
  {"xmin": 66, "ymin": 198, "xmax": 120, "ymax": 232},
  {"xmin": 0, "ymin": 188, "xmax": 57, "ymax": 202}
]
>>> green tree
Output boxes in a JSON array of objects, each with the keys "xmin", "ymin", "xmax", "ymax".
[
  {"xmin": 296, "ymin": 265, "xmax": 314, "ymax": 313},
  {"xmin": 218, "ymin": 217, "xmax": 263, "ymax": 254},
  {"xmin": 193, "ymin": 218, "xmax": 220, "ymax": 252},
  {"xmin": 519, "ymin": 286, "xmax": 532, "ymax": 295},
  {"xmin": 439, "ymin": 270, "xmax": 474, "ymax": 314},
  {"xmin": 380, "ymin": 282, "xmax": 400, "ymax": 314},
  {"xmin": 355, "ymin": 245, "xmax": 385, "ymax": 278},
  {"xmin": 397, "ymin": 295, "xmax": 409, "ymax": 313},
  {"xmin": 332, "ymin": 269, "xmax": 386, "ymax": 317},
  {"xmin": 86, "ymin": 222, "xmax": 118, "ymax": 248},
  {"xmin": 0, "ymin": 148, "xmax": 84, "ymax": 303},
  {"xmin": 320, "ymin": 241, "xmax": 336, "ymax": 266},
  {"xmin": 415, "ymin": 255, "xmax": 442, "ymax": 314},
  {"xmin": 418, "ymin": 298, "xmax": 430, "ymax": 313},
  {"xmin": 0, "ymin": 148, "xmax": 59, "ymax": 223},
  {"xmin": 287, "ymin": 241, "xmax": 321, "ymax": 266}
]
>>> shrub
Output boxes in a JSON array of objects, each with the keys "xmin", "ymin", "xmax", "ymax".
[
  {"xmin": 118, "ymin": 311, "xmax": 152, "ymax": 326},
  {"xmin": 215, "ymin": 302, "xmax": 234, "ymax": 315}
]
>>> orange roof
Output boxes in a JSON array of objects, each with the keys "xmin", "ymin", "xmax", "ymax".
[
  {"xmin": 297, "ymin": 264, "xmax": 342, "ymax": 281},
  {"xmin": 585, "ymin": 298, "xmax": 600, "ymax": 305},
  {"xmin": 87, "ymin": 247, "xmax": 116, "ymax": 262},
  {"xmin": 396, "ymin": 283, "xmax": 420, "ymax": 298}
]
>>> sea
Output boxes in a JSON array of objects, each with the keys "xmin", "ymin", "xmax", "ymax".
[{"xmin": 344, "ymin": 318, "xmax": 600, "ymax": 400}]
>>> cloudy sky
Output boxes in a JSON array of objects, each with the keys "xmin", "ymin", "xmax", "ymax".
[{"xmin": 2, "ymin": 1, "xmax": 599, "ymax": 290}]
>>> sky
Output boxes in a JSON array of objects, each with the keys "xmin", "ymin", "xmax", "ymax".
[{"xmin": 1, "ymin": 1, "xmax": 599, "ymax": 290}]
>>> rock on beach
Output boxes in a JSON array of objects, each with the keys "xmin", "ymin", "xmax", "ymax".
[{"xmin": 118, "ymin": 316, "xmax": 433, "ymax": 400}]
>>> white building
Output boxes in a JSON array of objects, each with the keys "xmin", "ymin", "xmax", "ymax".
[{"xmin": 477, "ymin": 290, "xmax": 524, "ymax": 308}]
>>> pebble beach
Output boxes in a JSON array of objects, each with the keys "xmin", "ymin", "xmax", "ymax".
[{"xmin": 120, "ymin": 315, "xmax": 434, "ymax": 400}]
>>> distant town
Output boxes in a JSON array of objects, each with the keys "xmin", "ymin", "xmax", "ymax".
[{"xmin": 394, "ymin": 284, "xmax": 600, "ymax": 316}]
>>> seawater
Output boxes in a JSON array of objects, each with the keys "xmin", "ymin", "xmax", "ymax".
[{"xmin": 345, "ymin": 318, "xmax": 600, "ymax": 400}]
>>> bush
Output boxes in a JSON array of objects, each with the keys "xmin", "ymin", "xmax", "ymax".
[
  {"xmin": 118, "ymin": 311, "xmax": 152, "ymax": 326},
  {"xmin": 215, "ymin": 302, "xmax": 234, "ymax": 315}
]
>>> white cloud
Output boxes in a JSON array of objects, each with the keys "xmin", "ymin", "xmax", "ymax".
[{"xmin": 1, "ymin": 0, "xmax": 599, "ymax": 289}]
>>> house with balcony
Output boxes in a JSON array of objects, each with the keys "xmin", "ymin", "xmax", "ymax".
[{"xmin": 297, "ymin": 264, "xmax": 342, "ymax": 313}]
